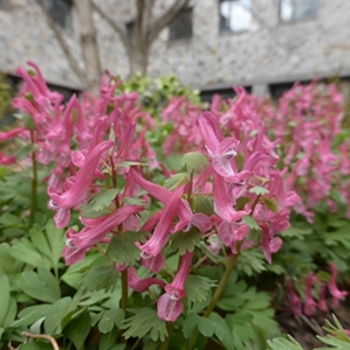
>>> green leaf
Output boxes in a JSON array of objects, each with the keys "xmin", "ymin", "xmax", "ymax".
[
  {"xmin": 262, "ymin": 198, "xmax": 278, "ymax": 212},
  {"xmin": 280, "ymin": 226, "xmax": 313, "ymax": 240},
  {"xmin": 16, "ymin": 144, "xmax": 36, "ymax": 159},
  {"xmin": 3, "ymin": 296, "xmax": 17, "ymax": 326},
  {"xmin": 64, "ymin": 309, "xmax": 91, "ymax": 350},
  {"xmin": 121, "ymin": 308, "xmax": 168, "ymax": 342},
  {"xmin": 0, "ymin": 275, "xmax": 11, "ymax": 326},
  {"xmin": 185, "ymin": 275, "xmax": 216, "ymax": 303},
  {"xmin": 236, "ymin": 196, "xmax": 252, "ymax": 210},
  {"xmin": 9, "ymin": 238, "xmax": 51, "ymax": 268},
  {"xmin": 243, "ymin": 216, "xmax": 261, "ymax": 231},
  {"xmin": 208, "ymin": 313, "xmax": 235, "ymax": 350},
  {"xmin": 249, "ymin": 186, "xmax": 269, "ymax": 196},
  {"xmin": 192, "ymin": 195, "xmax": 214, "ymax": 216},
  {"xmin": 236, "ymin": 249, "xmax": 267, "ymax": 276},
  {"xmin": 170, "ymin": 228, "xmax": 201, "ymax": 254},
  {"xmin": 198, "ymin": 317, "xmax": 214, "ymax": 337},
  {"xmin": 19, "ymin": 267, "xmax": 60, "ymax": 303},
  {"xmin": 164, "ymin": 173, "xmax": 189, "ymax": 190},
  {"xmin": 18, "ymin": 343, "xmax": 53, "ymax": 350},
  {"xmin": 44, "ymin": 297, "xmax": 73, "ymax": 334},
  {"xmin": 61, "ymin": 252, "xmax": 101, "ymax": 289},
  {"xmin": 106, "ymin": 231, "xmax": 146, "ymax": 266},
  {"xmin": 268, "ymin": 336, "xmax": 304, "ymax": 350},
  {"xmin": 0, "ymin": 212, "xmax": 24, "ymax": 227},
  {"xmin": 0, "ymin": 245, "xmax": 18, "ymax": 278},
  {"xmin": 29, "ymin": 224, "xmax": 51, "ymax": 260},
  {"xmin": 83, "ymin": 263, "xmax": 119, "ymax": 293},
  {"xmin": 44, "ymin": 220, "xmax": 66, "ymax": 271},
  {"xmin": 183, "ymin": 313, "xmax": 200, "ymax": 339},
  {"xmin": 98, "ymin": 309, "xmax": 125, "ymax": 334},
  {"xmin": 89, "ymin": 189, "xmax": 119, "ymax": 212},
  {"xmin": 181, "ymin": 152, "xmax": 209, "ymax": 174},
  {"xmin": 99, "ymin": 328, "xmax": 119, "ymax": 350}
]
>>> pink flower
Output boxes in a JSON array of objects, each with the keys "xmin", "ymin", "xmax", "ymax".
[
  {"xmin": 141, "ymin": 253, "xmax": 166, "ymax": 273},
  {"xmin": 285, "ymin": 276, "xmax": 302, "ymax": 315},
  {"xmin": 213, "ymin": 173, "xmax": 250, "ymax": 223},
  {"xmin": 48, "ymin": 140, "xmax": 114, "ymax": 209},
  {"xmin": 71, "ymin": 205, "xmax": 144, "ymax": 249},
  {"xmin": 261, "ymin": 224, "xmax": 283, "ymax": 264},
  {"xmin": 157, "ymin": 251, "xmax": 193, "ymax": 322},
  {"xmin": 136, "ymin": 186, "xmax": 183, "ymax": 257},
  {"xmin": 0, "ymin": 127, "xmax": 25, "ymax": 141},
  {"xmin": 198, "ymin": 112, "xmax": 240, "ymax": 178},
  {"xmin": 128, "ymin": 267, "xmax": 165, "ymax": 292},
  {"xmin": 304, "ymin": 273, "xmax": 317, "ymax": 316},
  {"xmin": 328, "ymin": 263, "xmax": 348, "ymax": 306}
]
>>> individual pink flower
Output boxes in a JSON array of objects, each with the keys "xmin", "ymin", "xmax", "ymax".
[
  {"xmin": 0, "ymin": 152, "xmax": 16, "ymax": 165},
  {"xmin": 304, "ymin": 273, "xmax": 317, "ymax": 316},
  {"xmin": 48, "ymin": 140, "xmax": 114, "ymax": 210},
  {"xmin": 328, "ymin": 263, "xmax": 348, "ymax": 306},
  {"xmin": 285, "ymin": 276, "xmax": 302, "ymax": 315},
  {"xmin": 213, "ymin": 173, "xmax": 250, "ymax": 223},
  {"xmin": 71, "ymin": 205, "xmax": 144, "ymax": 249},
  {"xmin": 0, "ymin": 127, "xmax": 25, "ymax": 141},
  {"xmin": 198, "ymin": 111, "xmax": 240, "ymax": 178},
  {"xmin": 261, "ymin": 224, "xmax": 283, "ymax": 264},
  {"xmin": 136, "ymin": 186, "xmax": 183, "ymax": 257},
  {"xmin": 157, "ymin": 251, "xmax": 193, "ymax": 322},
  {"xmin": 141, "ymin": 253, "xmax": 166, "ymax": 273},
  {"xmin": 128, "ymin": 267, "xmax": 165, "ymax": 292}
]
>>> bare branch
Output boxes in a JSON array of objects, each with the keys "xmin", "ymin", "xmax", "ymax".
[
  {"xmin": 147, "ymin": 0, "xmax": 191, "ymax": 44},
  {"xmin": 34, "ymin": 0, "xmax": 86, "ymax": 86},
  {"xmin": 22, "ymin": 332, "xmax": 60, "ymax": 350},
  {"xmin": 91, "ymin": 1, "xmax": 132, "ymax": 57}
]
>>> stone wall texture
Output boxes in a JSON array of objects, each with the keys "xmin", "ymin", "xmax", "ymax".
[{"xmin": 0, "ymin": 0, "xmax": 349, "ymax": 90}]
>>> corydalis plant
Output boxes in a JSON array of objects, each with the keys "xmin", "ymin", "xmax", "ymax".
[{"xmin": 2, "ymin": 62, "xmax": 349, "ymax": 349}]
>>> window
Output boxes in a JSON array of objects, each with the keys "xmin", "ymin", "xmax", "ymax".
[
  {"xmin": 219, "ymin": 0, "xmax": 252, "ymax": 33},
  {"xmin": 280, "ymin": 0, "xmax": 318, "ymax": 22},
  {"xmin": 126, "ymin": 21, "xmax": 135, "ymax": 42},
  {"xmin": 46, "ymin": 0, "xmax": 73, "ymax": 30},
  {"xmin": 169, "ymin": 7, "xmax": 193, "ymax": 42}
]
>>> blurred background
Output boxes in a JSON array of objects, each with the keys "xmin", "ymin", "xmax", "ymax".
[{"xmin": 0, "ymin": 0, "xmax": 350, "ymax": 101}]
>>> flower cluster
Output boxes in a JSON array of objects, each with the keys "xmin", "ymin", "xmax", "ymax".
[{"xmin": 2, "ymin": 62, "xmax": 348, "ymax": 323}]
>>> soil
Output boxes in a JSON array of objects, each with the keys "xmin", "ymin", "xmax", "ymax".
[{"xmin": 275, "ymin": 299, "xmax": 350, "ymax": 349}]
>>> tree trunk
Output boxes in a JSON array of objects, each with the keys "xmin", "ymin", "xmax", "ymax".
[{"xmin": 75, "ymin": 0, "xmax": 102, "ymax": 94}]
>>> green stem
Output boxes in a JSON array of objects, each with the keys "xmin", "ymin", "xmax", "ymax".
[
  {"xmin": 188, "ymin": 243, "xmax": 242, "ymax": 349},
  {"xmin": 121, "ymin": 268, "xmax": 128, "ymax": 310},
  {"xmin": 160, "ymin": 322, "xmax": 173, "ymax": 350},
  {"xmin": 30, "ymin": 130, "xmax": 37, "ymax": 224}
]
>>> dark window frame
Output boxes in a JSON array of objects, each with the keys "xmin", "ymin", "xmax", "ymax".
[
  {"xmin": 219, "ymin": 0, "xmax": 252, "ymax": 34},
  {"xmin": 279, "ymin": 0, "xmax": 319, "ymax": 23},
  {"xmin": 46, "ymin": 0, "xmax": 73, "ymax": 30},
  {"xmin": 168, "ymin": 6, "xmax": 193, "ymax": 42}
]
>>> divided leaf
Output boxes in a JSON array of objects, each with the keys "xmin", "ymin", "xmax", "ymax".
[
  {"xmin": 121, "ymin": 308, "xmax": 168, "ymax": 342},
  {"xmin": 181, "ymin": 152, "xmax": 209, "ymax": 174},
  {"xmin": 83, "ymin": 263, "xmax": 119, "ymax": 293},
  {"xmin": 185, "ymin": 274, "xmax": 216, "ymax": 303},
  {"xmin": 106, "ymin": 231, "xmax": 147, "ymax": 266},
  {"xmin": 18, "ymin": 267, "xmax": 60, "ymax": 303},
  {"xmin": 170, "ymin": 228, "xmax": 201, "ymax": 254},
  {"xmin": 243, "ymin": 216, "xmax": 261, "ymax": 231},
  {"xmin": 249, "ymin": 186, "xmax": 269, "ymax": 196}
]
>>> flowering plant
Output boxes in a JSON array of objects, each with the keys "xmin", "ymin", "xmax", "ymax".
[{"xmin": 0, "ymin": 63, "xmax": 349, "ymax": 350}]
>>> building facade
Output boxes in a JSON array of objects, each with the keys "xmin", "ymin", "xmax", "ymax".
[{"xmin": 0, "ymin": 0, "xmax": 350, "ymax": 98}]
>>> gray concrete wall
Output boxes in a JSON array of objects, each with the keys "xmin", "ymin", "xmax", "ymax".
[{"xmin": 0, "ymin": 0, "xmax": 349, "ymax": 90}]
